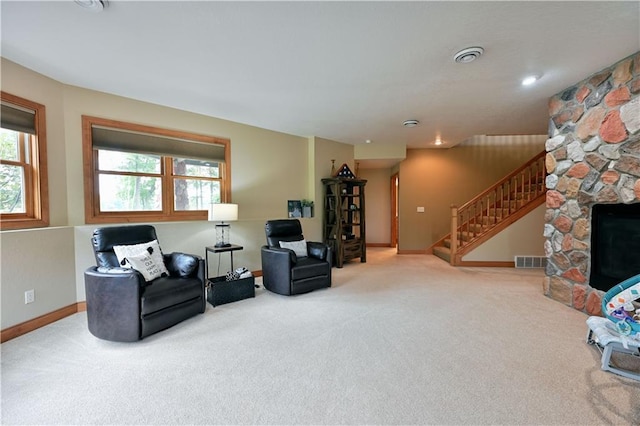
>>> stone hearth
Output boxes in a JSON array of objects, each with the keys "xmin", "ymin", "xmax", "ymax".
[{"xmin": 544, "ymin": 51, "xmax": 640, "ymax": 315}]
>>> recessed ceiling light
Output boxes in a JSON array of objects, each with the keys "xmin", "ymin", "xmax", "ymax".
[
  {"xmin": 434, "ymin": 138, "xmax": 443, "ymax": 146},
  {"xmin": 403, "ymin": 119, "xmax": 419, "ymax": 128},
  {"xmin": 453, "ymin": 47, "xmax": 484, "ymax": 64},
  {"xmin": 522, "ymin": 75, "xmax": 539, "ymax": 86},
  {"xmin": 365, "ymin": 139, "xmax": 372, "ymax": 144},
  {"xmin": 74, "ymin": 0, "xmax": 108, "ymax": 12}
]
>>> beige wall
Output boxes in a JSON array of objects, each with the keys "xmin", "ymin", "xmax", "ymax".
[
  {"xmin": 358, "ymin": 168, "xmax": 391, "ymax": 245},
  {"xmin": 0, "ymin": 58, "xmax": 355, "ymax": 329},
  {"xmin": 62, "ymin": 85, "xmax": 311, "ymax": 225},
  {"xmin": 1, "ymin": 227, "xmax": 76, "ymax": 328},
  {"xmin": 462, "ymin": 204, "xmax": 546, "ymax": 261},
  {"xmin": 398, "ymin": 137, "xmax": 546, "ymax": 251},
  {"xmin": 0, "ymin": 57, "xmax": 548, "ymax": 330},
  {"xmin": 354, "ymin": 142, "xmax": 405, "ymax": 161},
  {"xmin": 311, "ymin": 136, "xmax": 355, "ymax": 242},
  {"xmin": 1, "ymin": 59, "xmax": 69, "ymax": 226}
]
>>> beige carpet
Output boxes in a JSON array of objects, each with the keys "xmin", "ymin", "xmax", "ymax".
[{"xmin": 1, "ymin": 248, "xmax": 639, "ymax": 425}]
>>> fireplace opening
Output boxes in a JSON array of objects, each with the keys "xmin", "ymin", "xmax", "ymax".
[{"xmin": 590, "ymin": 203, "xmax": 640, "ymax": 292}]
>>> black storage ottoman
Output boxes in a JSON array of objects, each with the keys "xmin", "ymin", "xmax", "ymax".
[{"xmin": 207, "ymin": 275, "xmax": 255, "ymax": 306}]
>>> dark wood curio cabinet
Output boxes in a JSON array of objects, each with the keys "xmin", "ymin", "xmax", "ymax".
[{"xmin": 321, "ymin": 177, "xmax": 366, "ymax": 268}]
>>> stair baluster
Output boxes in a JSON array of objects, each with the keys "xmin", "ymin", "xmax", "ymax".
[{"xmin": 432, "ymin": 150, "xmax": 547, "ymax": 265}]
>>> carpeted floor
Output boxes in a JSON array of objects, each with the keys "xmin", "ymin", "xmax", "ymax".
[{"xmin": 2, "ymin": 248, "xmax": 639, "ymax": 425}]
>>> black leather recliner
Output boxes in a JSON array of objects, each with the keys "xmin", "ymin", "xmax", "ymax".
[
  {"xmin": 84, "ymin": 225, "xmax": 205, "ymax": 342},
  {"xmin": 261, "ymin": 219, "xmax": 332, "ymax": 295}
]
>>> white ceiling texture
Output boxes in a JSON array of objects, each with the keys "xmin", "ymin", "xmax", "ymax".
[{"xmin": 1, "ymin": 1, "xmax": 639, "ymax": 159}]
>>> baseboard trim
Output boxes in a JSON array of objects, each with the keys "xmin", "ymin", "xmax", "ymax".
[
  {"xmin": 1, "ymin": 272, "xmax": 261, "ymax": 343},
  {"xmin": 366, "ymin": 243, "xmax": 393, "ymax": 247},
  {"xmin": 2, "ymin": 259, "xmax": 514, "ymax": 343},
  {"xmin": 395, "ymin": 251, "xmax": 515, "ymax": 268},
  {"xmin": 1, "ymin": 303, "xmax": 82, "ymax": 343},
  {"xmin": 397, "ymin": 249, "xmax": 428, "ymax": 254},
  {"xmin": 457, "ymin": 261, "xmax": 515, "ymax": 267}
]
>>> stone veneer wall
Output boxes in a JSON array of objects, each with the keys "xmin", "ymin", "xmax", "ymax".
[{"xmin": 543, "ymin": 51, "xmax": 640, "ymax": 315}]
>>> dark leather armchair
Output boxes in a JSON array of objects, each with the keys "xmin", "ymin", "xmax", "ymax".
[
  {"xmin": 84, "ymin": 225, "xmax": 205, "ymax": 342},
  {"xmin": 261, "ymin": 219, "xmax": 332, "ymax": 295}
]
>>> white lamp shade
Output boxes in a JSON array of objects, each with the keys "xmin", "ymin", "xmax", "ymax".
[{"xmin": 208, "ymin": 203, "xmax": 238, "ymax": 222}]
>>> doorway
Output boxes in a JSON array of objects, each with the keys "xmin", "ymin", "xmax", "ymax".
[{"xmin": 390, "ymin": 173, "xmax": 399, "ymax": 248}]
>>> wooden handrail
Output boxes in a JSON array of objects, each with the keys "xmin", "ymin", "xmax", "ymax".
[
  {"xmin": 449, "ymin": 150, "xmax": 546, "ymax": 261},
  {"xmin": 457, "ymin": 150, "xmax": 546, "ymax": 212}
]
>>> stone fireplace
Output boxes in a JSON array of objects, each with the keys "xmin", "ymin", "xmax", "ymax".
[
  {"xmin": 589, "ymin": 203, "xmax": 640, "ymax": 291},
  {"xmin": 544, "ymin": 51, "xmax": 640, "ymax": 315}
]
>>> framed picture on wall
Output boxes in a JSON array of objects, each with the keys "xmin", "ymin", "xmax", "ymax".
[{"xmin": 287, "ymin": 200, "xmax": 302, "ymax": 218}]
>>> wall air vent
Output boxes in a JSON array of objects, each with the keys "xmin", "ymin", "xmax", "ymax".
[{"xmin": 514, "ymin": 256, "xmax": 547, "ymax": 268}]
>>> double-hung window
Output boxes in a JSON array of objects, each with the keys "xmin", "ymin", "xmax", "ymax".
[
  {"xmin": 0, "ymin": 92, "xmax": 49, "ymax": 230},
  {"xmin": 82, "ymin": 116, "xmax": 230, "ymax": 224}
]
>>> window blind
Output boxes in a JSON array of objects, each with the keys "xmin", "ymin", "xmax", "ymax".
[
  {"xmin": 92, "ymin": 125, "xmax": 226, "ymax": 162},
  {"xmin": 1, "ymin": 102, "xmax": 36, "ymax": 134}
]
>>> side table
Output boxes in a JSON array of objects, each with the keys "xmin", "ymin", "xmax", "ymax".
[
  {"xmin": 205, "ymin": 244, "xmax": 244, "ymax": 279},
  {"xmin": 205, "ymin": 244, "xmax": 255, "ymax": 307}
]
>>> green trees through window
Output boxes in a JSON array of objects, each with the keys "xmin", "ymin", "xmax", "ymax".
[
  {"xmin": 0, "ymin": 129, "xmax": 26, "ymax": 213},
  {"xmin": 0, "ymin": 91, "xmax": 49, "ymax": 230},
  {"xmin": 97, "ymin": 151, "xmax": 221, "ymax": 212},
  {"xmin": 172, "ymin": 158, "xmax": 221, "ymax": 211},
  {"xmin": 98, "ymin": 150, "xmax": 162, "ymax": 211},
  {"xmin": 83, "ymin": 115, "xmax": 230, "ymax": 224}
]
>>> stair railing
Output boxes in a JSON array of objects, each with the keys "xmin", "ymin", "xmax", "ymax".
[{"xmin": 449, "ymin": 150, "xmax": 546, "ymax": 261}]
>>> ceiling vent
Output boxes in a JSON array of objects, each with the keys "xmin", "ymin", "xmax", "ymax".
[
  {"xmin": 453, "ymin": 47, "xmax": 484, "ymax": 64},
  {"xmin": 403, "ymin": 119, "xmax": 419, "ymax": 128},
  {"xmin": 74, "ymin": 0, "xmax": 108, "ymax": 12}
]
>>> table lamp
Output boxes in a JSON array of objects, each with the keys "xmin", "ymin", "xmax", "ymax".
[{"xmin": 209, "ymin": 203, "xmax": 238, "ymax": 247}]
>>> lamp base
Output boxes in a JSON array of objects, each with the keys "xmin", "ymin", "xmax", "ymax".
[{"xmin": 215, "ymin": 223, "xmax": 231, "ymax": 248}]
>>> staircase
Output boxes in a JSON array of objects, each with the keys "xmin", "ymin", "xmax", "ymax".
[{"xmin": 431, "ymin": 151, "xmax": 546, "ymax": 266}]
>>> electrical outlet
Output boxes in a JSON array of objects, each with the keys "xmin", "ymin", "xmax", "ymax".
[
  {"xmin": 417, "ymin": 206, "xmax": 425, "ymax": 213},
  {"xmin": 24, "ymin": 289, "xmax": 35, "ymax": 304}
]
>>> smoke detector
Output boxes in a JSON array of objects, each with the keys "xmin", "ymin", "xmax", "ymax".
[
  {"xmin": 74, "ymin": 0, "xmax": 108, "ymax": 12},
  {"xmin": 403, "ymin": 119, "xmax": 419, "ymax": 128},
  {"xmin": 453, "ymin": 47, "xmax": 484, "ymax": 63}
]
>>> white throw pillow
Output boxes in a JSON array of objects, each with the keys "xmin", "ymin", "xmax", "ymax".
[
  {"xmin": 279, "ymin": 239, "xmax": 307, "ymax": 258},
  {"xmin": 113, "ymin": 239, "xmax": 169, "ymax": 277},
  {"xmin": 121, "ymin": 252, "xmax": 164, "ymax": 282}
]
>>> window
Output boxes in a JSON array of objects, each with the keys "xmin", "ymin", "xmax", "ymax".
[
  {"xmin": 0, "ymin": 92, "xmax": 49, "ymax": 230},
  {"xmin": 82, "ymin": 116, "xmax": 230, "ymax": 224}
]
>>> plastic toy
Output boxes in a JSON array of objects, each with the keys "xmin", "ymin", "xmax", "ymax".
[
  {"xmin": 586, "ymin": 273, "xmax": 640, "ymax": 381},
  {"xmin": 601, "ymin": 273, "xmax": 640, "ymax": 335}
]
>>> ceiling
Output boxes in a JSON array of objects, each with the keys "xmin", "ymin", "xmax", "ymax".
[{"xmin": 1, "ymin": 1, "xmax": 639, "ymax": 152}]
